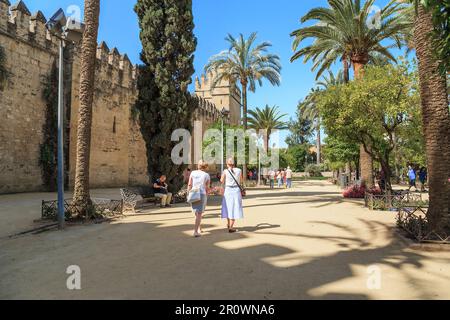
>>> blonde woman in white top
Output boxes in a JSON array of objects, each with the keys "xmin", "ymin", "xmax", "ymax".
[{"xmin": 188, "ymin": 160, "xmax": 211, "ymax": 237}]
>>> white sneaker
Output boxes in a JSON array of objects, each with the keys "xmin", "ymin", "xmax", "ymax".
[{"xmin": 193, "ymin": 232, "xmax": 201, "ymax": 238}]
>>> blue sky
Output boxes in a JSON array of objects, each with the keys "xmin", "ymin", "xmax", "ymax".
[{"xmin": 23, "ymin": 0, "xmax": 396, "ymax": 147}]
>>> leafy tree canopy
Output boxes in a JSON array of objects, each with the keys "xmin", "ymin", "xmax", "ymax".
[{"xmin": 317, "ymin": 62, "xmax": 421, "ymax": 189}]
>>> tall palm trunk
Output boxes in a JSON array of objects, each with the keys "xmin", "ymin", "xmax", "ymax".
[
  {"xmin": 414, "ymin": 5, "xmax": 450, "ymax": 231},
  {"xmin": 343, "ymin": 54, "xmax": 350, "ymax": 83},
  {"xmin": 73, "ymin": 0, "xmax": 101, "ymax": 215},
  {"xmin": 316, "ymin": 122, "xmax": 321, "ymax": 165},
  {"xmin": 343, "ymin": 55, "xmax": 351, "ymax": 174},
  {"xmin": 264, "ymin": 133, "xmax": 270, "ymax": 155},
  {"xmin": 241, "ymin": 80, "xmax": 248, "ymax": 183},
  {"xmin": 353, "ymin": 58, "xmax": 374, "ymax": 187}
]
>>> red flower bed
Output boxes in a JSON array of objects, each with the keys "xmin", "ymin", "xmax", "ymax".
[{"xmin": 343, "ymin": 185, "xmax": 382, "ymax": 198}]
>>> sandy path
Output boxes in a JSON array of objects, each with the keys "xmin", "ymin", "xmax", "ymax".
[{"xmin": 0, "ymin": 180, "xmax": 449, "ymax": 299}]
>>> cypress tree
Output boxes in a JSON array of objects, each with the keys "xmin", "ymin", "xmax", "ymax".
[{"xmin": 134, "ymin": 0, "xmax": 197, "ymax": 193}]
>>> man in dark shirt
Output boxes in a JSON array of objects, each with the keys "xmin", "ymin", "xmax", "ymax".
[{"xmin": 153, "ymin": 175, "xmax": 172, "ymax": 208}]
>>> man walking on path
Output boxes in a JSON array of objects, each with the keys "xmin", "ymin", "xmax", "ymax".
[
  {"xmin": 286, "ymin": 166, "xmax": 293, "ymax": 188},
  {"xmin": 269, "ymin": 169, "xmax": 275, "ymax": 189},
  {"xmin": 408, "ymin": 166, "xmax": 417, "ymax": 192}
]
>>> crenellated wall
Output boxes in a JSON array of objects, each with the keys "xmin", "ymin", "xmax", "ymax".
[
  {"xmin": 0, "ymin": 0, "xmax": 147, "ymax": 192},
  {"xmin": 0, "ymin": 0, "xmax": 240, "ymax": 193},
  {"xmin": 68, "ymin": 40, "xmax": 147, "ymax": 189},
  {"xmin": 195, "ymin": 71, "xmax": 241, "ymax": 126},
  {"xmin": 0, "ymin": 0, "xmax": 61, "ymax": 193}
]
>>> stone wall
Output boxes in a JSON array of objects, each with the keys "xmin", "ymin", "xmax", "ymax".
[
  {"xmin": 0, "ymin": 0, "xmax": 239, "ymax": 194},
  {"xmin": 68, "ymin": 41, "xmax": 146, "ymax": 189},
  {"xmin": 0, "ymin": 1, "xmax": 59, "ymax": 193},
  {"xmin": 0, "ymin": 0, "xmax": 148, "ymax": 193}
]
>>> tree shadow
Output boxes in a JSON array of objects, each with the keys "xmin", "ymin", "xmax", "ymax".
[{"xmin": 2, "ymin": 213, "xmax": 448, "ymax": 300}]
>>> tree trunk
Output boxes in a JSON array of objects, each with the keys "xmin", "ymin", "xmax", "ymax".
[
  {"xmin": 316, "ymin": 123, "xmax": 321, "ymax": 165},
  {"xmin": 72, "ymin": 0, "xmax": 101, "ymax": 216},
  {"xmin": 414, "ymin": 6, "xmax": 450, "ymax": 232},
  {"xmin": 353, "ymin": 62, "xmax": 365, "ymax": 79},
  {"xmin": 241, "ymin": 80, "xmax": 248, "ymax": 184},
  {"xmin": 392, "ymin": 131, "xmax": 401, "ymax": 184},
  {"xmin": 359, "ymin": 145, "xmax": 374, "ymax": 187},
  {"xmin": 353, "ymin": 58, "xmax": 374, "ymax": 187},
  {"xmin": 380, "ymin": 158, "xmax": 392, "ymax": 192},
  {"xmin": 343, "ymin": 54, "xmax": 349, "ymax": 83}
]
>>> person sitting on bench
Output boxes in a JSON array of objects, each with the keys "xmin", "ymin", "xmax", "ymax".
[{"xmin": 153, "ymin": 175, "xmax": 172, "ymax": 208}]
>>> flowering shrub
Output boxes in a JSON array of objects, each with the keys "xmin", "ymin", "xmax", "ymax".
[
  {"xmin": 209, "ymin": 186, "xmax": 224, "ymax": 196},
  {"xmin": 343, "ymin": 185, "xmax": 366, "ymax": 198},
  {"xmin": 342, "ymin": 185, "xmax": 382, "ymax": 198}
]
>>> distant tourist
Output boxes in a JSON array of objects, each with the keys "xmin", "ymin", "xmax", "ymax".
[
  {"xmin": 221, "ymin": 158, "xmax": 244, "ymax": 233},
  {"xmin": 419, "ymin": 167, "xmax": 427, "ymax": 192},
  {"xmin": 277, "ymin": 170, "xmax": 283, "ymax": 188},
  {"xmin": 286, "ymin": 166, "xmax": 293, "ymax": 189},
  {"xmin": 153, "ymin": 175, "xmax": 172, "ymax": 208},
  {"xmin": 268, "ymin": 169, "xmax": 275, "ymax": 189},
  {"xmin": 262, "ymin": 168, "xmax": 268, "ymax": 185},
  {"xmin": 187, "ymin": 160, "xmax": 211, "ymax": 237},
  {"xmin": 407, "ymin": 165, "xmax": 417, "ymax": 192}
]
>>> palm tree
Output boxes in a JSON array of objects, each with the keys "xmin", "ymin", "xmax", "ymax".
[
  {"xmin": 72, "ymin": 0, "xmax": 101, "ymax": 216},
  {"xmin": 291, "ymin": 0, "xmax": 407, "ymax": 79},
  {"xmin": 205, "ymin": 32, "xmax": 282, "ymax": 181},
  {"xmin": 408, "ymin": 1, "xmax": 450, "ymax": 231},
  {"xmin": 316, "ymin": 70, "xmax": 345, "ymax": 89},
  {"xmin": 247, "ymin": 105, "xmax": 288, "ymax": 152},
  {"xmin": 299, "ymin": 88, "xmax": 322, "ymax": 165},
  {"xmin": 290, "ymin": 0, "xmax": 409, "ymax": 186}
]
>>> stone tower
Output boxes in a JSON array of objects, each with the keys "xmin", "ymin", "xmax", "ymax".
[{"xmin": 194, "ymin": 72, "xmax": 241, "ymax": 126}]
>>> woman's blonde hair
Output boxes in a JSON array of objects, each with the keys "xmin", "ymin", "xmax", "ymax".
[
  {"xmin": 197, "ymin": 160, "xmax": 208, "ymax": 170},
  {"xmin": 226, "ymin": 157, "xmax": 235, "ymax": 167}
]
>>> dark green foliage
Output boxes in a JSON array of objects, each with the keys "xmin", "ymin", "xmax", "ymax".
[
  {"xmin": 323, "ymin": 135, "xmax": 360, "ymax": 171},
  {"xmin": 305, "ymin": 164, "xmax": 324, "ymax": 177},
  {"xmin": 285, "ymin": 109, "xmax": 313, "ymax": 147},
  {"xmin": 134, "ymin": 0, "xmax": 197, "ymax": 193},
  {"xmin": 280, "ymin": 144, "xmax": 311, "ymax": 172},
  {"xmin": 39, "ymin": 62, "xmax": 59, "ymax": 191},
  {"xmin": 0, "ymin": 45, "xmax": 7, "ymax": 90}
]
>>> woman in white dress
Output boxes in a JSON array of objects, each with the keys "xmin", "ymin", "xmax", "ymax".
[
  {"xmin": 221, "ymin": 158, "xmax": 244, "ymax": 233},
  {"xmin": 188, "ymin": 160, "xmax": 211, "ymax": 237}
]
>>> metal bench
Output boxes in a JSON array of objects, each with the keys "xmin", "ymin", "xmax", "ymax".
[{"xmin": 120, "ymin": 187, "xmax": 159, "ymax": 214}]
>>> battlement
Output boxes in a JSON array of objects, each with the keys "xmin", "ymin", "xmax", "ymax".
[
  {"xmin": 194, "ymin": 70, "xmax": 241, "ymax": 126},
  {"xmin": 194, "ymin": 95, "xmax": 225, "ymax": 123},
  {"xmin": 195, "ymin": 71, "xmax": 241, "ymax": 100},
  {"xmin": 0, "ymin": 0, "xmax": 137, "ymax": 83}
]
